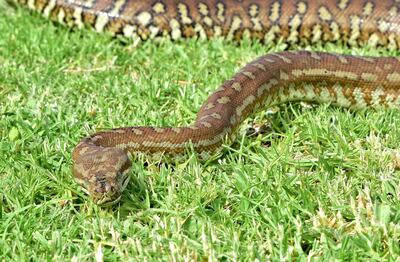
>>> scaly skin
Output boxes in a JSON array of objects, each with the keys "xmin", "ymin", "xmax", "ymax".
[{"xmin": 14, "ymin": 0, "xmax": 400, "ymax": 205}]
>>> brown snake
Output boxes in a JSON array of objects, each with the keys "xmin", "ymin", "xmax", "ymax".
[{"xmin": 13, "ymin": 0, "xmax": 400, "ymax": 205}]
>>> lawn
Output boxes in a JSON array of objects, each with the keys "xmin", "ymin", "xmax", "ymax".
[{"xmin": 1, "ymin": 5, "xmax": 400, "ymax": 261}]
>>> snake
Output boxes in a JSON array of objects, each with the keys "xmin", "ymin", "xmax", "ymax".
[{"xmin": 12, "ymin": 0, "xmax": 400, "ymax": 205}]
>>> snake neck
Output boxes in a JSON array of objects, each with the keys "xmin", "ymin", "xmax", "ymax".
[{"xmin": 74, "ymin": 51, "xmax": 400, "ymax": 160}]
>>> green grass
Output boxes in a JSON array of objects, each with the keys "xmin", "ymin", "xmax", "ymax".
[{"xmin": 1, "ymin": 6, "xmax": 400, "ymax": 261}]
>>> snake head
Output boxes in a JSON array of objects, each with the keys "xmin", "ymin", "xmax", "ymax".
[{"xmin": 72, "ymin": 144, "xmax": 131, "ymax": 206}]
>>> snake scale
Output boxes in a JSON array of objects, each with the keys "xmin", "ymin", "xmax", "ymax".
[{"xmin": 14, "ymin": 0, "xmax": 400, "ymax": 205}]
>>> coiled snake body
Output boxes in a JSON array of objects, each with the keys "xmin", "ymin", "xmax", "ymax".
[{"xmin": 15, "ymin": 0, "xmax": 400, "ymax": 205}]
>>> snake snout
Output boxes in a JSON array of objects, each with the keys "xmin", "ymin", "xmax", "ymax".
[
  {"xmin": 92, "ymin": 177, "xmax": 124, "ymax": 205},
  {"xmin": 73, "ymin": 144, "xmax": 132, "ymax": 205},
  {"xmin": 94, "ymin": 179, "xmax": 114, "ymax": 194}
]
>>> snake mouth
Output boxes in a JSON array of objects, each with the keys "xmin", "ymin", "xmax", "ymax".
[
  {"xmin": 96, "ymin": 194, "xmax": 122, "ymax": 206},
  {"xmin": 74, "ymin": 173, "xmax": 131, "ymax": 206},
  {"xmin": 94, "ymin": 170, "xmax": 131, "ymax": 206}
]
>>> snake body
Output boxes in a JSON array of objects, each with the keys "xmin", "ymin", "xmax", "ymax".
[{"xmin": 15, "ymin": 0, "xmax": 400, "ymax": 205}]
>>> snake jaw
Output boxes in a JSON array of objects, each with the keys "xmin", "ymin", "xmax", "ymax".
[
  {"xmin": 93, "ymin": 168, "xmax": 131, "ymax": 206},
  {"xmin": 72, "ymin": 144, "xmax": 132, "ymax": 205}
]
